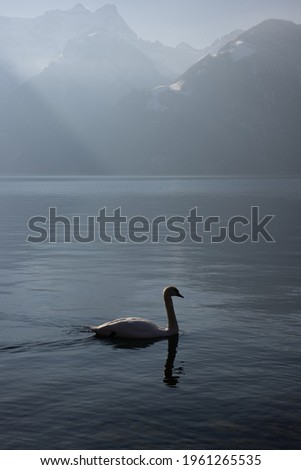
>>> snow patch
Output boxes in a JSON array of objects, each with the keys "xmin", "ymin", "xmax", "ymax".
[
  {"xmin": 169, "ymin": 80, "xmax": 190, "ymax": 95},
  {"xmin": 169, "ymin": 80, "xmax": 184, "ymax": 91},
  {"xmin": 226, "ymin": 40, "xmax": 255, "ymax": 62},
  {"xmin": 148, "ymin": 81, "xmax": 189, "ymax": 111}
]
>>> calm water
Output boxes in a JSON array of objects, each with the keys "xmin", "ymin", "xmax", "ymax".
[{"xmin": 0, "ymin": 176, "xmax": 300, "ymax": 450}]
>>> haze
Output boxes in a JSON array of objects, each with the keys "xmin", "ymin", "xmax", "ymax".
[
  {"xmin": 0, "ymin": 0, "xmax": 300, "ymax": 47},
  {"xmin": 1, "ymin": 1, "xmax": 301, "ymax": 175}
]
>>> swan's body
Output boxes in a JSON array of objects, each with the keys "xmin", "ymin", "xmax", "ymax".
[{"xmin": 90, "ymin": 286, "xmax": 184, "ymax": 339}]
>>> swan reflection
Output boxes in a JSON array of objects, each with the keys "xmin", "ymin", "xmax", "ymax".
[
  {"xmin": 95, "ymin": 334, "xmax": 184, "ymax": 387},
  {"xmin": 163, "ymin": 334, "xmax": 184, "ymax": 387}
]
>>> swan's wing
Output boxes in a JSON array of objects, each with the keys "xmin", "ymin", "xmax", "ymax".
[{"xmin": 90, "ymin": 317, "xmax": 167, "ymax": 339}]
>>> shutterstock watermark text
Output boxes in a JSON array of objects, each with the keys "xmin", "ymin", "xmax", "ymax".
[{"xmin": 27, "ymin": 206, "xmax": 275, "ymax": 244}]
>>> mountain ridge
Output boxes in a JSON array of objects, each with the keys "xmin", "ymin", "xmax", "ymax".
[
  {"xmin": 0, "ymin": 15, "xmax": 300, "ymax": 175},
  {"xmin": 0, "ymin": 3, "xmax": 241, "ymax": 81},
  {"xmin": 103, "ymin": 19, "xmax": 301, "ymax": 175}
]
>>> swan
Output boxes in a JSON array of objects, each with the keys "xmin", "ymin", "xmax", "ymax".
[{"xmin": 90, "ymin": 286, "xmax": 184, "ymax": 339}]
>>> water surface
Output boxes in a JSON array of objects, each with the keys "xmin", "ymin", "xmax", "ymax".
[{"xmin": 0, "ymin": 177, "xmax": 300, "ymax": 449}]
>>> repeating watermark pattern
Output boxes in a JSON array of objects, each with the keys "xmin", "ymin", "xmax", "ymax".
[{"xmin": 27, "ymin": 206, "xmax": 275, "ymax": 244}]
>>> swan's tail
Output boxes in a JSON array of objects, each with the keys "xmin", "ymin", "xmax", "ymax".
[{"xmin": 85, "ymin": 325, "xmax": 97, "ymax": 334}]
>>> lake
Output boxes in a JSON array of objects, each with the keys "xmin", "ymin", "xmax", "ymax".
[{"xmin": 0, "ymin": 176, "xmax": 300, "ymax": 449}]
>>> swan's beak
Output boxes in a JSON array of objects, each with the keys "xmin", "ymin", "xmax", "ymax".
[{"xmin": 177, "ymin": 292, "xmax": 184, "ymax": 298}]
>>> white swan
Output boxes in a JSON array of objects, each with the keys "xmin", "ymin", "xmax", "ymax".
[{"xmin": 90, "ymin": 286, "xmax": 184, "ymax": 339}]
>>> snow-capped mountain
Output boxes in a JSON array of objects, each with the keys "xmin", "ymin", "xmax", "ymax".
[
  {"xmin": 1, "ymin": 16, "xmax": 300, "ymax": 175},
  {"xmin": 0, "ymin": 3, "xmax": 241, "ymax": 81},
  {"xmin": 0, "ymin": 3, "xmax": 140, "ymax": 79},
  {"xmin": 103, "ymin": 19, "xmax": 301, "ymax": 175},
  {"xmin": 137, "ymin": 30, "xmax": 243, "ymax": 79}
]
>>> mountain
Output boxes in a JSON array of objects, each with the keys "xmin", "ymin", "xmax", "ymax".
[
  {"xmin": 0, "ymin": 4, "xmax": 90, "ymax": 79},
  {"xmin": 0, "ymin": 4, "xmax": 141, "ymax": 80},
  {"xmin": 0, "ymin": 3, "xmax": 240, "ymax": 82},
  {"xmin": 0, "ymin": 5, "xmax": 168, "ymax": 175},
  {"xmin": 103, "ymin": 19, "xmax": 301, "ymax": 175},
  {"xmin": 2, "ymin": 3, "xmax": 239, "ymax": 175},
  {"xmin": 0, "ymin": 4, "xmax": 163, "ymax": 175},
  {"xmin": 1, "ymin": 14, "xmax": 300, "ymax": 175}
]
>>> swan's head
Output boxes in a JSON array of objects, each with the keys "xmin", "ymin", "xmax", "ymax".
[{"xmin": 164, "ymin": 286, "xmax": 184, "ymax": 298}]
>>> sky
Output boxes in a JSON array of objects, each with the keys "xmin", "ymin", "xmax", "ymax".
[{"xmin": 0, "ymin": 0, "xmax": 300, "ymax": 47}]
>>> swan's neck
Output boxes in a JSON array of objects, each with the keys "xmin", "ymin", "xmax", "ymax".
[{"xmin": 164, "ymin": 292, "xmax": 179, "ymax": 334}]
